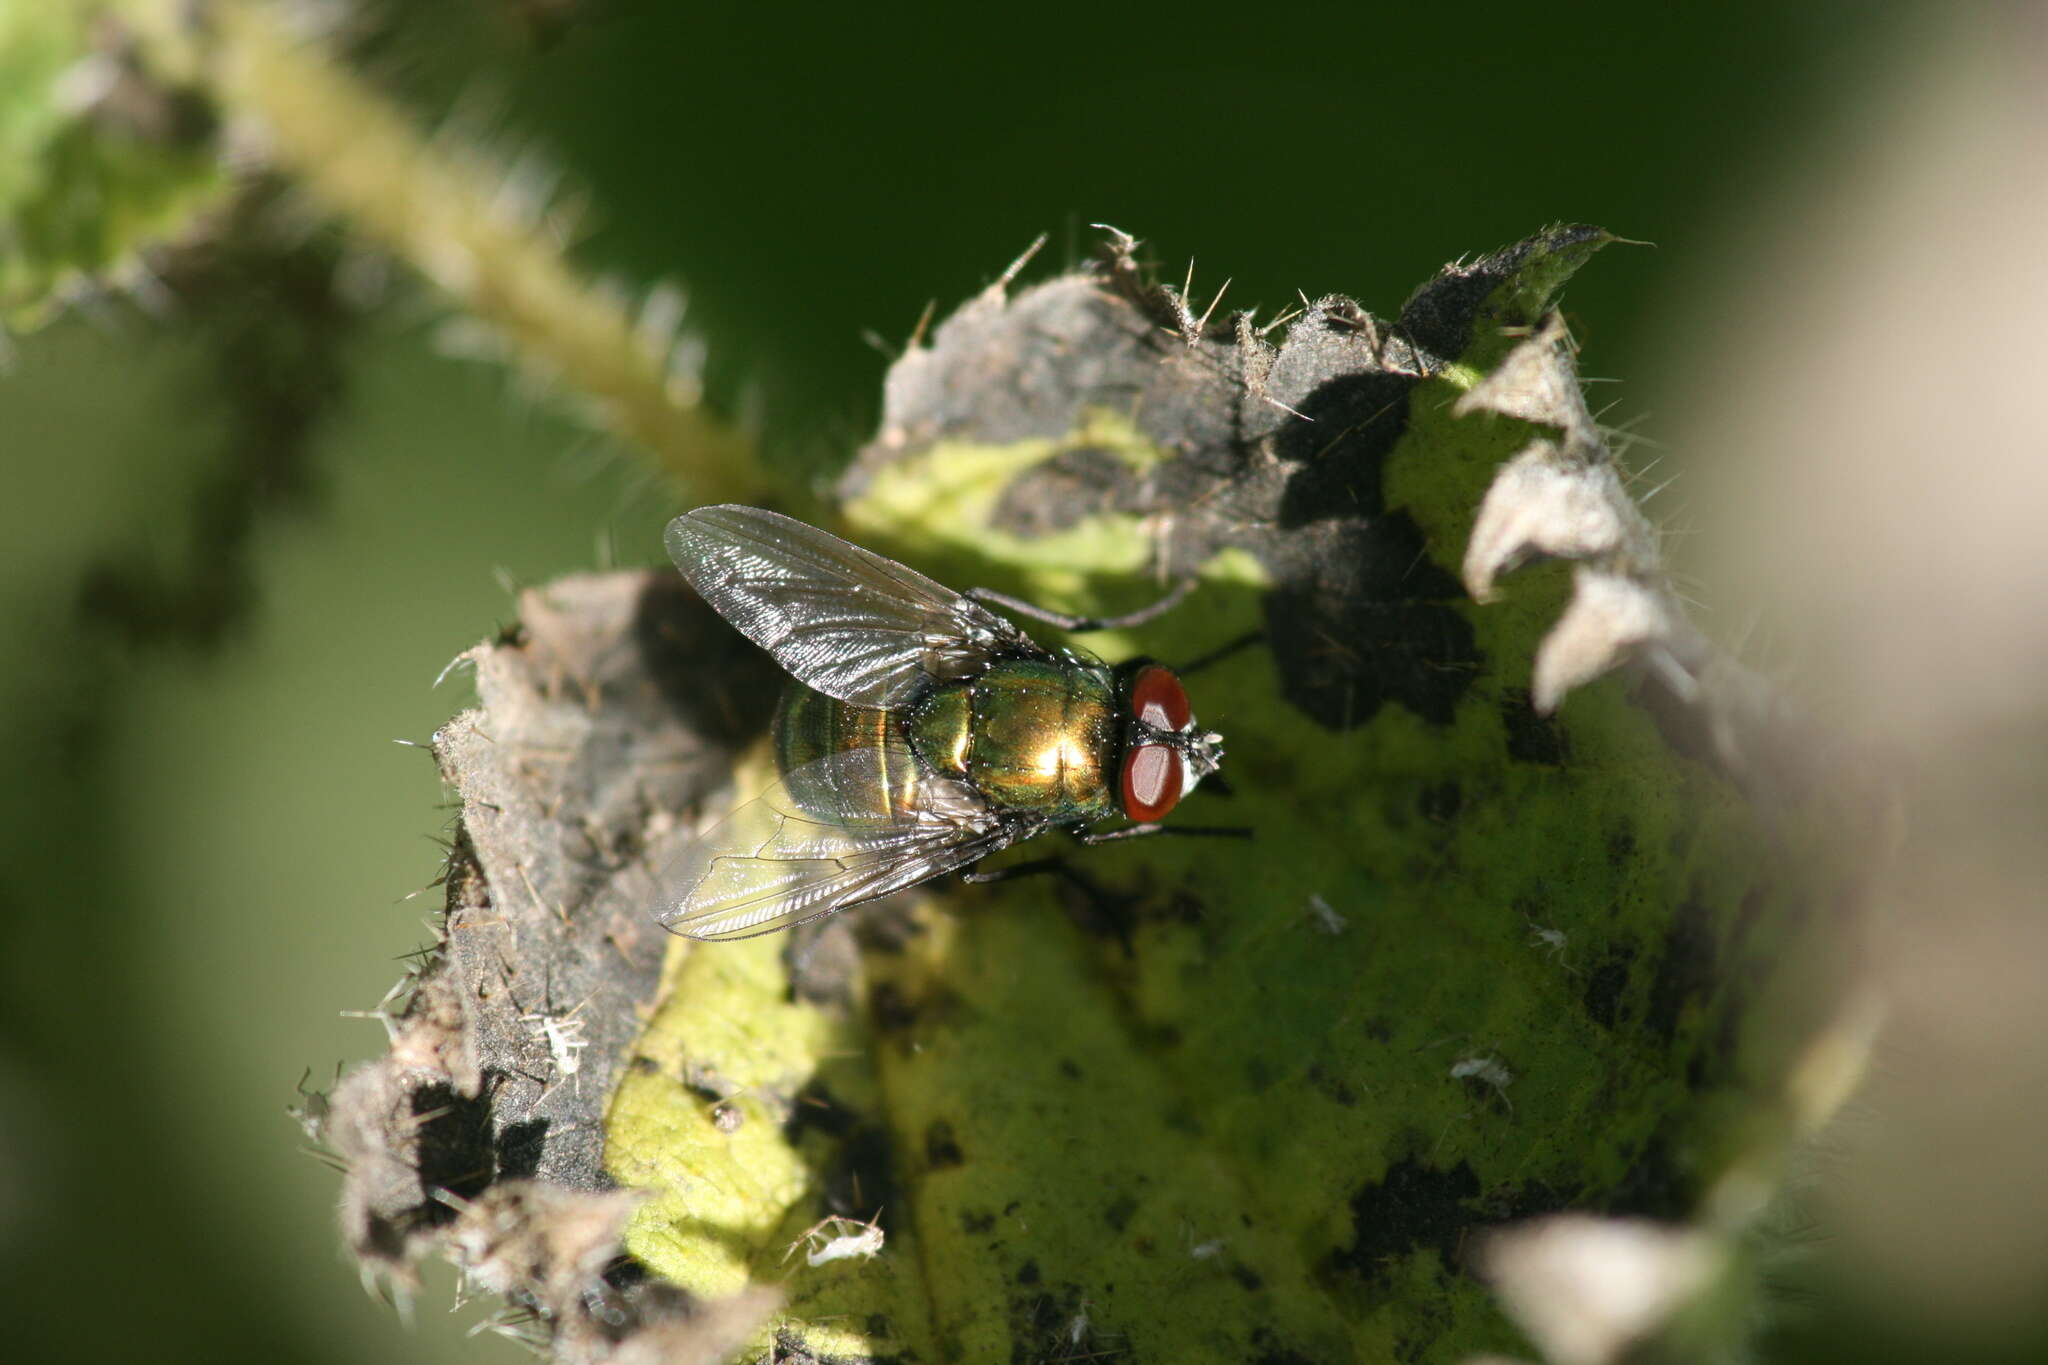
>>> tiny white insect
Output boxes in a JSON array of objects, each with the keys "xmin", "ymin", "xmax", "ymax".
[
  {"xmin": 1524, "ymin": 915, "xmax": 1577, "ymax": 974},
  {"xmin": 1306, "ymin": 893, "xmax": 1348, "ymax": 935},
  {"xmin": 785, "ymin": 1212, "xmax": 885, "ymax": 1268},
  {"xmin": 1450, "ymin": 1053, "xmax": 1515, "ymax": 1111},
  {"xmin": 521, "ymin": 1010, "xmax": 588, "ymax": 1077}
]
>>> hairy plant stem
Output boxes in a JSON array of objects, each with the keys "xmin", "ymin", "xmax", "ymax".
[{"xmin": 212, "ymin": 2, "xmax": 767, "ymax": 502}]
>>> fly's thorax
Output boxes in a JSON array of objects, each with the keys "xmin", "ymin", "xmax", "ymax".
[
  {"xmin": 909, "ymin": 657, "xmax": 1118, "ymax": 821},
  {"xmin": 772, "ymin": 683, "xmax": 921, "ymax": 822}
]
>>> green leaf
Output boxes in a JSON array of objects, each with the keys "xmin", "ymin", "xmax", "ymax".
[{"xmin": 607, "ymin": 229, "xmax": 1853, "ymax": 1361}]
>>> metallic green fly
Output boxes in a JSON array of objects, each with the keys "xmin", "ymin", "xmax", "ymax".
[{"xmin": 656, "ymin": 505, "xmax": 1228, "ymax": 941}]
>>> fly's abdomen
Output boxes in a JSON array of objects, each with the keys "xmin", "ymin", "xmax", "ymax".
[
  {"xmin": 954, "ymin": 658, "xmax": 1118, "ymax": 821},
  {"xmin": 773, "ymin": 684, "xmax": 921, "ymax": 823},
  {"xmin": 908, "ymin": 683, "xmax": 973, "ymax": 779}
]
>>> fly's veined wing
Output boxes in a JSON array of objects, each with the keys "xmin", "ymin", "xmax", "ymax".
[
  {"xmin": 664, "ymin": 505, "xmax": 1031, "ymax": 708},
  {"xmin": 655, "ymin": 742, "xmax": 1017, "ymax": 941}
]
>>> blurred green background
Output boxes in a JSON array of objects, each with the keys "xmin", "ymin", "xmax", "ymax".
[{"xmin": 0, "ymin": 3, "xmax": 1928, "ymax": 1362}]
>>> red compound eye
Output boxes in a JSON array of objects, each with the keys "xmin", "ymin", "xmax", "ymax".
[
  {"xmin": 1129, "ymin": 664, "xmax": 1192, "ymax": 732},
  {"xmin": 1120, "ymin": 743, "xmax": 1184, "ymax": 822}
]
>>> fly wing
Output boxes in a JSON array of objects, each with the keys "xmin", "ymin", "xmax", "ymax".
[
  {"xmin": 655, "ymin": 743, "xmax": 1018, "ymax": 941},
  {"xmin": 664, "ymin": 505, "xmax": 1032, "ymax": 708}
]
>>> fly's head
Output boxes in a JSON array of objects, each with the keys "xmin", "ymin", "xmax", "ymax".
[{"xmin": 1117, "ymin": 662, "xmax": 1224, "ymax": 823}]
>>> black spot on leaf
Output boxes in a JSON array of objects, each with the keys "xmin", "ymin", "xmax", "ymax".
[
  {"xmin": 1326, "ymin": 1157, "xmax": 1481, "ymax": 1286},
  {"xmin": 1646, "ymin": 897, "xmax": 1718, "ymax": 1044},
  {"xmin": 1250, "ymin": 1330, "xmax": 1319, "ymax": 1365},
  {"xmin": 771, "ymin": 1324, "xmax": 905, "ymax": 1365},
  {"xmin": 1582, "ymin": 949, "xmax": 1634, "ymax": 1030},
  {"xmin": 1501, "ymin": 689, "xmax": 1570, "ymax": 765},
  {"xmin": 869, "ymin": 982, "xmax": 919, "ymax": 1033},
  {"xmin": 1607, "ymin": 822, "xmax": 1638, "ymax": 869},
  {"xmin": 1418, "ymin": 780, "xmax": 1462, "ymax": 822},
  {"xmin": 1307, "ymin": 1063, "xmax": 1359, "ymax": 1107},
  {"xmin": 924, "ymin": 1120, "xmax": 963, "ymax": 1169}
]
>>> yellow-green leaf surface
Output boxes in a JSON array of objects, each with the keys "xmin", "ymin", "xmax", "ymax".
[{"xmin": 608, "ymin": 230, "xmax": 1840, "ymax": 1362}]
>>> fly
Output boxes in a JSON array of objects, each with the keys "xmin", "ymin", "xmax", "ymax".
[{"xmin": 654, "ymin": 505, "xmax": 1229, "ymax": 940}]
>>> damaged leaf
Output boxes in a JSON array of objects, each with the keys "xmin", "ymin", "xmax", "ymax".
[
  {"xmin": 319, "ymin": 572, "xmax": 783, "ymax": 1356},
  {"xmin": 320, "ymin": 227, "xmax": 1873, "ymax": 1363},
  {"xmin": 603, "ymin": 228, "xmax": 1866, "ymax": 1361}
]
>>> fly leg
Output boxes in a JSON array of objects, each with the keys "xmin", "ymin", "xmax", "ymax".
[
  {"xmin": 1174, "ymin": 628, "xmax": 1265, "ymax": 678},
  {"xmin": 969, "ymin": 823, "xmax": 1252, "ymax": 866},
  {"xmin": 965, "ymin": 826, "xmax": 1251, "ymax": 948},
  {"xmin": 962, "ymin": 850, "xmax": 1145, "ymax": 950},
  {"xmin": 961, "ymin": 857, "xmax": 1068, "ymax": 886},
  {"xmin": 1078, "ymin": 822, "xmax": 1253, "ymax": 844},
  {"xmin": 964, "ymin": 576, "xmax": 1196, "ymax": 632}
]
